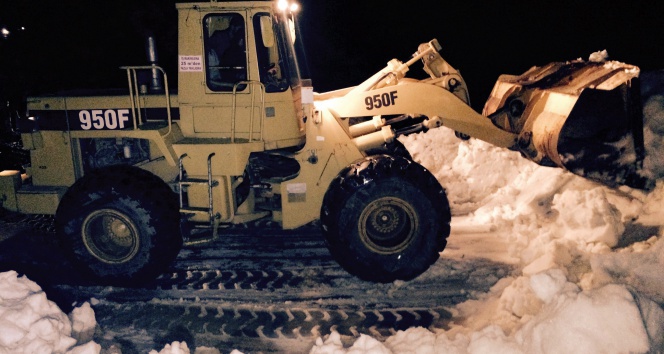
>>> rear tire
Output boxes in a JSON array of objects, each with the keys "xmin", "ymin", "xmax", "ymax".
[
  {"xmin": 321, "ymin": 155, "xmax": 451, "ymax": 283},
  {"xmin": 55, "ymin": 165, "xmax": 182, "ymax": 286}
]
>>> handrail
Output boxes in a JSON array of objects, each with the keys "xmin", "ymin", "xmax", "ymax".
[
  {"xmin": 121, "ymin": 65, "xmax": 173, "ymax": 137},
  {"xmin": 177, "ymin": 153, "xmax": 188, "ymax": 208},
  {"xmin": 206, "ymin": 152, "xmax": 216, "ymax": 223},
  {"xmin": 231, "ymin": 81, "xmax": 266, "ymax": 143}
]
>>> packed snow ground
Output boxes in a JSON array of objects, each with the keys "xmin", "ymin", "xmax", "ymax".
[{"xmin": 2, "ymin": 73, "xmax": 664, "ymax": 353}]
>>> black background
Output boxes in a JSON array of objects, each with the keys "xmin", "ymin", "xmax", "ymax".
[{"xmin": 1, "ymin": 0, "xmax": 663, "ymax": 111}]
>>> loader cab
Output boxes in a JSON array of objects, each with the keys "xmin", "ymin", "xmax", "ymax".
[{"xmin": 176, "ymin": 1, "xmax": 308, "ymax": 149}]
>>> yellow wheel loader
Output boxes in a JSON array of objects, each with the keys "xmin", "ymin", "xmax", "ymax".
[{"xmin": 0, "ymin": 1, "xmax": 650, "ymax": 285}]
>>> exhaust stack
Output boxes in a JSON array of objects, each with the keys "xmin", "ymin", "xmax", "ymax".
[{"xmin": 146, "ymin": 35, "xmax": 163, "ymax": 92}]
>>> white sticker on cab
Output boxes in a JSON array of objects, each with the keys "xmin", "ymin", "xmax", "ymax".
[
  {"xmin": 179, "ymin": 55, "xmax": 203, "ymax": 72},
  {"xmin": 286, "ymin": 183, "xmax": 306, "ymax": 194}
]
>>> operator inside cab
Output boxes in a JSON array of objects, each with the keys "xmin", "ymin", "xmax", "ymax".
[{"xmin": 204, "ymin": 14, "xmax": 247, "ymax": 91}]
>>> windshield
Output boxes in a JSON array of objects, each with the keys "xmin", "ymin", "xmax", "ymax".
[{"xmin": 274, "ymin": 9, "xmax": 310, "ymax": 89}]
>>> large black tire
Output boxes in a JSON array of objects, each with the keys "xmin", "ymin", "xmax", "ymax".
[
  {"xmin": 55, "ymin": 165, "xmax": 182, "ymax": 286},
  {"xmin": 321, "ymin": 155, "xmax": 451, "ymax": 283}
]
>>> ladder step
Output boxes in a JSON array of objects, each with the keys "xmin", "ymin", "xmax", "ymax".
[
  {"xmin": 180, "ymin": 207, "xmax": 210, "ymax": 219},
  {"xmin": 190, "ymin": 223, "xmax": 213, "ymax": 229},
  {"xmin": 184, "ymin": 236, "xmax": 215, "ymax": 246},
  {"xmin": 182, "ymin": 228, "xmax": 216, "ymax": 246},
  {"xmin": 179, "ymin": 178, "xmax": 219, "ymax": 187},
  {"xmin": 181, "ymin": 219, "xmax": 214, "ymax": 229}
]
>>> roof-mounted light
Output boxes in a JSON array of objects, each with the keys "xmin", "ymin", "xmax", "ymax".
[{"xmin": 277, "ymin": 0, "xmax": 299, "ymax": 13}]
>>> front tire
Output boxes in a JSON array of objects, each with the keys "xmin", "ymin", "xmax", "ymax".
[
  {"xmin": 55, "ymin": 165, "xmax": 182, "ymax": 286},
  {"xmin": 321, "ymin": 155, "xmax": 451, "ymax": 283}
]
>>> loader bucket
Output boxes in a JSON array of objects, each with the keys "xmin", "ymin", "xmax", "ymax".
[{"xmin": 484, "ymin": 59, "xmax": 651, "ymax": 189}]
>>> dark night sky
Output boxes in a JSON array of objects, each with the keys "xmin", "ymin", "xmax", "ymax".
[{"xmin": 1, "ymin": 0, "xmax": 663, "ymax": 111}]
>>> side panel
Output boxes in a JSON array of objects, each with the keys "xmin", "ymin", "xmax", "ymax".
[
  {"xmin": 280, "ymin": 106, "xmax": 364, "ymax": 229},
  {"xmin": 0, "ymin": 171, "xmax": 21, "ymax": 211},
  {"xmin": 23, "ymin": 131, "xmax": 77, "ymax": 187}
]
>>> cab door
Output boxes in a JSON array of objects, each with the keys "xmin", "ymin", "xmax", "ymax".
[
  {"xmin": 184, "ymin": 11, "xmax": 255, "ymax": 139},
  {"xmin": 177, "ymin": 7, "xmax": 302, "ymax": 147}
]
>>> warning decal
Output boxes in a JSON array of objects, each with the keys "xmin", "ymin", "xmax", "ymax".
[{"xmin": 179, "ymin": 55, "xmax": 203, "ymax": 72}]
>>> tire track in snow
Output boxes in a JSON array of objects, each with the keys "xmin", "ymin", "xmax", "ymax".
[{"xmin": 0, "ymin": 210, "xmax": 514, "ymax": 353}]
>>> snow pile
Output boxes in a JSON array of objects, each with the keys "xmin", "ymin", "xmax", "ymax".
[
  {"xmin": 0, "ymin": 269, "xmax": 225, "ymax": 353},
  {"xmin": 405, "ymin": 129, "xmax": 527, "ymax": 214},
  {"xmin": 643, "ymin": 93, "xmax": 664, "ymax": 177},
  {"xmin": 148, "ymin": 341, "xmax": 191, "ymax": 354},
  {"xmin": 0, "ymin": 270, "xmax": 100, "ymax": 354},
  {"xmin": 146, "ymin": 341, "xmax": 229, "ymax": 354},
  {"xmin": 589, "ymin": 49, "xmax": 609, "ymax": 62},
  {"xmin": 311, "ymin": 125, "xmax": 664, "ymax": 353}
]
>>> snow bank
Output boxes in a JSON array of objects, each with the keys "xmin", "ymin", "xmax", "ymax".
[
  {"xmin": 516, "ymin": 282, "xmax": 661, "ymax": 353},
  {"xmin": 311, "ymin": 125, "xmax": 664, "ymax": 353},
  {"xmin": 591, "ymin": 228, "xmax": 664, "ymax": 303},
  {"xmin": 0, "ymin": 271, "xmax": 100, "ymax": 354},
  {"xmin": 146, "ymin": 341, "xmax": 227, "ymax": 354},
  {"xmin": 148, "ymin": 341, "xmax": 191, "ymax": 354},
  {"xmin": 643, "ymin": 94, "xmax": 664, "ymax": 178},
  {"xmin": 311, "ymin": 278, "xmax": 663, "ymax": 354}
]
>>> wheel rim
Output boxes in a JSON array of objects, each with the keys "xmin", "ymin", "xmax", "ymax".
[
  {"xmin": 82, "ymin": 209, "xmax": 140, "ymax": 264},
  {"xmin": 358, "ymin": 197, "xmax": 418, "ymax": 254}
]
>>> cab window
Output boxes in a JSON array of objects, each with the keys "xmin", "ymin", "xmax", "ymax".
[
  {"xmin": 253, "ymin": 13, "xmax": 289, "ymax": 93},
  {"xmin": 203, "ymin": 13, "xmax": 247, "ymax": 92}
]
